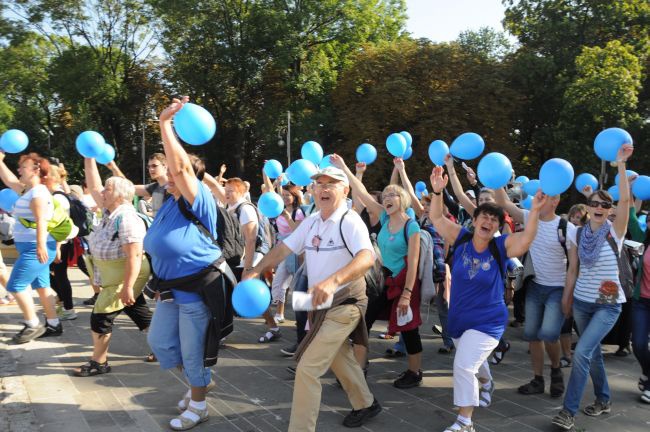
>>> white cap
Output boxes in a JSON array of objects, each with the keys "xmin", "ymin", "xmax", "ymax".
[{"xmin": 310, "ymin": 166, "xmax": 349, "ymax": 186}]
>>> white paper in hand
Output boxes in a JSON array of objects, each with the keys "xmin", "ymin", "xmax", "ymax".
[
  {"xmin": 397, "ymin": 306, "xmax": 413, "ymax": 327},
  {"xmin": 292, "ymin": 292, "xmax": 333, "ymax": 311}
]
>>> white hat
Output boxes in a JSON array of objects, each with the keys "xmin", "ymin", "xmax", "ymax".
[{"xmin": 310, "ymin": 166, "xmax": 349, "ymax": 186}]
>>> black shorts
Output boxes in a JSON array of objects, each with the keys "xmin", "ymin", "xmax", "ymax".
[{"xmin": 90, "ymin": 294, "xmax": 152, "ymax": 335}]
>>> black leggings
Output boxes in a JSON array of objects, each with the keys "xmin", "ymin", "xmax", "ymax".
[
  {"xmin": 90, "ymin": 294, "xmax": 152, "ymax": 334},
  {"xmin": 50, "ymin": 242, "xmax": 73, "ymax": 310},
  {"xmin": 365, "ymin": 289, "xmax": 423, "ymax": 355}
]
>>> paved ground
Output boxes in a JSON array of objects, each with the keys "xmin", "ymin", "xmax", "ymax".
[{"xmin": 1, "ymin": 265, "xmax": 649, "ymax": 432}]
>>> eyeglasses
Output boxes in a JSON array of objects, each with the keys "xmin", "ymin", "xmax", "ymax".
[
  {"xmin": 314, "ymin": 182, "xmax": 341, "ymax": 190},
  {"xmin": 381, "ymin": 193, "xmax": 400, "ymax": 200},
  {"xmin": 587, "ymin": 200, "xmax": 613, "ymax": 209}
]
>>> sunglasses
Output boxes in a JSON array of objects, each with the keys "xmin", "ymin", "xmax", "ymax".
[{"xmin": 587, "ymin": 200, "xmax": 613, "ymax": 210}]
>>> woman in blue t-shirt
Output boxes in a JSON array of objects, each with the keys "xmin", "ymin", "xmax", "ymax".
[
  {"xmin": 331, "ymin": 155, "xmax": 423, "ymax": 390},
  {"xmin": 429, "ymin": 166, "xmax": 545, "ymax": 432},
  {"xmin": 145, "ymin": 96, "xmax": 224, "ymax": 431}
]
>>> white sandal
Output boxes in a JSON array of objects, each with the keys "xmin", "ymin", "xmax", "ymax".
[
  {"xmin": 177, "ymin": 380, "xmax": 216, "ymax": 413},
  {"xmin": 169, "ymin": 405, "xmax": 209, "ymax": 431}
]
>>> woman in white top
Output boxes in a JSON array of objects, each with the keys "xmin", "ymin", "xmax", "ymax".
[
  {"xmin": 553, "ymin": 144, "xmax": 633, "ymax": 431},
  {"xmin": 0, "ymin": 152, "xmax": 61, "ymax": 343}
]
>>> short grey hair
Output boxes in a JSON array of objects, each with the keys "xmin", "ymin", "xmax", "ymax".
[{"xmin": 105, "ymin": 176, "xmax": 135, "ymax": 203}]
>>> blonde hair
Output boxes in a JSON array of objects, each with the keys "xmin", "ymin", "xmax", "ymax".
[{"xmin": 382, "ymin": 184, "xmax": 411, "ymax": 212}]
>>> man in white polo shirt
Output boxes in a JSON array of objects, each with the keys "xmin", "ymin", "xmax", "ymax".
[{"xmin": 244, "ymin": 166, "xmax": 380, "ymax": 431}]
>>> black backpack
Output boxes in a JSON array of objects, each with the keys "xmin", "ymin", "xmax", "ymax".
[
  {"xmin": 53, "ymin": 191, "xmax": 94, "ymax": 237},
  {"xmin": 177, "ymin": 199, "xmax": 245, "ymax": 269}
]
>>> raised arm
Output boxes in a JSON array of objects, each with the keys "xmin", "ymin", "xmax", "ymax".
[
  {"xmin": 158, "ymin": 96, "xmax": 199, "ymax": 205},
  {"xmin": 429, "ymin": 166, "xmax": 461, "ymax": 245},
  {"xmin": 444, "ymin": 154, "xmax": 476, "ymax": 215},
  {"xmin": 0, "ymin": 152, "xmax": 24, "ymax": 193},
  {"xmin": 612, "ymin": 144, "xmax": 633, "ymax": 238},
  {"xmin": 394, "ymin": 158, "xmax": 425, "ymax": 217},
  {"xmin": 217, "ymin": 164, "xmax": 227, "ymax": 184},
  {"xmin": 84, "ymin": 158, "xmax": 105, "ymax": 209},
  {"xmin": 202, "ymin": 172, "xmax": 226, "ymax": 203},
  {"xmin": 495, "ymin": 187, "xmax": 525, "ymax": 224},
  {"xmin": 505, "ymin": 191, "xmax": 547, "ymax": 257},
  {"xmin": 329, "ymin": 154, "xmax": 384, "ymax": 219},
  {"xmin": 105, "ymin": 161, "xmax": 126, "ymax": 179},
  {"xmin": 262, "ymin": 168, "xmax": 274, "ymax": 194}
]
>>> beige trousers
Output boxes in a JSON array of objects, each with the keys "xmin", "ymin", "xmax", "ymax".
[{"xmin": 288, "ymin": 304, "xmax": 374, "ymax": 432}]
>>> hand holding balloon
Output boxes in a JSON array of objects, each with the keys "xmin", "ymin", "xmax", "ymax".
[
  {"xmin": 355, "ymin": 162, "xmax": 366, "ymax": 176},
  {"xmin": 616, "ymin": 144, "xmax": 633, "ymax": 163},
  {"xmin": 160, "ymin": 96, "xmax": 189, "ymax": 122}
]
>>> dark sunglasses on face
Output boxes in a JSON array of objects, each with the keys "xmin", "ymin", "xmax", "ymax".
[{"xmin": 587, "ymin": 200, "xmax": 613, "ymax": 210}]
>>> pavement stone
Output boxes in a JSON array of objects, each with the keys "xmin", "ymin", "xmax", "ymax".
[{"xmin": 0, "ymin": 266, "xmax": 649, "ymax": 431}]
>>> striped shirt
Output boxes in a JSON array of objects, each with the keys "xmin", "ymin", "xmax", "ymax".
[
  {"xmin": 568, "ymin": 225, "xmax": 626, "ymax": 304},
  {"xmin": 12, "ymin": 185, "xmax": 54, "ymax": 243},
  {"xmin": 523, "ymin": 211, "xmax": 576, "ymax": 287}
]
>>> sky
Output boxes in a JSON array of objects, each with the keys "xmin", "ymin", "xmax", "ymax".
[{"xmin": 405, "ymin": 0, "xmax": 509, "ymax": 42}]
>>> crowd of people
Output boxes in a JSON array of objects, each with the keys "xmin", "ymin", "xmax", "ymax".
[{"xmin": 0, "ymin": 96, "xmax": 648, "ymax": 432}]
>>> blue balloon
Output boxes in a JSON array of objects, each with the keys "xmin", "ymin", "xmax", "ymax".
[
  {"xmin": 258, "ymin": 192, "xmax": 284, "ymax": 218},
  {"xmin": 608, "ymin": 184, "xmax": 620, "ymax": 201},
  {"xmin": 632, "ymin": 175, "xmax": 650, "ymax": 200},
  {"xmin": 0, "ymin": 129, "xmax": 29, "ymax": 153},
  {"xmin": 75, "ymin": 131, "xmax": 105, "ymax": 158},
  {"xmin": 287, "ymin": 159, "xmax": 318, "ymax": 186},
  {"xmin": 574, "ymin": 173, "xmax": 599, "ymax": 193},
  {"xmin": 539, "ymin": 158, "xmax": 574, "ymax": 196},
  {"xmin": 400, "ymin": 131, "xmax": 413, "ymax": 147},
  {"xmin": 594, "ymin": 128, "xmax": 633, "ymax": 162},
  {"xmin": 95, "ymin": 144, "xmax": 116, "ymax": 165},
  {"xmin": 402, "ymin": 146, "xmax": 413, "ymax": 160},
  {"xmin": 319, "ymin": 154, "xmax": 334, "ymax": 168},
  {"xmin": 356, "ymin": 143, "xmax": 377, "ymax": 164},
  {"xmin": 521, "ymin": 195, "xmax": 533, "ymax": 210},
  {"xmin": 386, "ymin": 133, "xmax": 407, "ymax": 157},
  {"xmin": 232, "ymin": 279, "xmax": 271, "ymax": 318},
  {"xmin": 301, "ymin": 141, "xmax": 323, "ymax": 165},
  {"xmin": 173, "ymin": 103, "xmax": 216, "ymax": 145},
  {"xmin": 614, "ymin": 170, "xmax": 638, "ymax": 185},
  {"xmin": 523, "ymin": 179, "xmax": 541, "ymax": 196},
  {"xmin": 428, "ymin": 140, "xmax": 449, "ymax": 166},
  {"xmin": 280, "ymin": 173, "xmax": 289, "ymax": 186},
  {"xmin": 450, "ymin": 132, "xmax": 485, "ymax": 160},
  {"xmin": 0, "ymin": 188, "xmax": 20, "ymax": 212},
  {"xmin": 477, "ymin": 152, "xmax": 512, "ymax": 189},
  {"xmin": 263, "ymin": 159, "xmax": 283, "ymax": 179},
  {"xmin": 415, "ymin": 181, "xmax": 427, "ymax": 192},
  {"xmin": 416, "ymin": 189, "xmax": 428, "ymax": 199},
  {"xmin": 514, "ymin": 175, "xmax": 529, "ymax": 185},
  {"xmin": 638, "ymin": 214, "xmax": 647, "ymax": 232}
]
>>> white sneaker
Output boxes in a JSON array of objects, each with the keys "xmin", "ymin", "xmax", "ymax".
[
  {"xmin": 60, "ymin": 309, "xmax": 78, "ymax": 321},
  {"xmin": 274, "ymin": 314, "xmax": 285, "ymax": 323},
  {"xmin": 641, "ymin": 389, "xmax": 650, "ymax": 404}
]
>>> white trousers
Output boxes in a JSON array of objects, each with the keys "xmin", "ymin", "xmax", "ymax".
[
  {"xmin": 452, "ymin": 329, "xmax": 499, "ymax": 407},
  {"xmin": 271, "ymin": 259, "xmax": 294, "ymax": 303}
]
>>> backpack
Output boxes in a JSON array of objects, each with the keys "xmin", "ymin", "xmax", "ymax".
[
  {"xmin": 0, "ymin": 212, "xmax": 15, "ymax": 244},
  {"xmin": 450, "ymin": 231, "xmax": 505, "ymax": 282},
  {"xmin": 420, "ymin": 223, "xmax": 447, "ymax": 283},
  {"xmin": 576, "ymin": 226, "xmax": 639, "ymax": 299},
  {"xmin": 177, "ymin": 199, "xmax": 245, "ymax": 269},
  {"xmin": 18, "ymin": 197, "xmax": 75, "ymax": 242},
  {"xmin": 234, "ymin": 202, "xmax": 273, "ymax": 255},
  {"xmin": 53, "ymin": 191, "xmax": 94, "ymax": 237},
  {"xmin": 339, "ymin": 210, "xmax": 384, "ymax": 301}
]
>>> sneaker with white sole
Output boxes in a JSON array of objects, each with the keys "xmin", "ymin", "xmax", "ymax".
[
  {"xmin": 274, "ymin": 314, "xmax": 285, "ymax": 323},
  {"xmin": 551, "ymin": 409, "xmax": 574, "ymax": 430},
  {"xmin": 13, "ymin": 323, "xmax": 46, "ymax": 344},
  {"xmin": 583, "ymin": 400, "xmax": 611, "ymax": 417}
]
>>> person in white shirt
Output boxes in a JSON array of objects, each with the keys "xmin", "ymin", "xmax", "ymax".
[{"xmin": 244, "ymin": 166, "xmax": 380, "ymax": 431}]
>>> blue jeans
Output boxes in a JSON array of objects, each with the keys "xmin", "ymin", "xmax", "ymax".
[
  {"xmin": 631, "ymin": 298, "xmax": 650, "ymax": 378},
  {"xmin": 563, "ymin": 299, "xmax": 621, "ymax": 415},
  {"xmin": 147, "ymin": 299, "xmax": 212, "ymax": 387},
  {"xmin": 434, "ymin": 284, "xmax": 454, "ymax": 348},
  {"xmin": 523, "ymin": 281, "xmax": 564, "ymax": 342}
]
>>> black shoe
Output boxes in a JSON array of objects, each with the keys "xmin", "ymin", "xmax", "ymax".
[
  {"xmin": 83, "ymin": 294, "xmax": 98, "ymax": 306},
  {"xmin": 342, "ymin": 398, "xmax": 382, "ymax": 428},
  {"xmin": 550, "ymin": 368, "xmax": 565, "ymax": 398},
  {"xmin": 615, "ymin": 346, "xmax": 630, "ymax": 357},
  {"xmin": 280, "ymin": 344, "xmax": 297, "ymax": 357},
  {"xmin": 518, "ymin": 378, "xmax": 544, "ymax": 395},
  {"xmin": 393, "ymin": 369, "xmax": 422, "ymax": 389},
  {"xmin": 39, "ymin": 321, "xmax": 63, "ymax": 338},
  {"xmin": 12, "ymin": 323, "xmax": 46, "ymax": 344}
]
